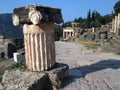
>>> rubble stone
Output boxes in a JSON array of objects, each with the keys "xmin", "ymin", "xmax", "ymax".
[{"xmin": 48, "ymin": 63, "xmax": 69, "ymax": 89}]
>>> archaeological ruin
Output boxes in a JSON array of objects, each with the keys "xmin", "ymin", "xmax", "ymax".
[
  {"xmin": 111, "ymin": 13, "xmax": 120, "ymax": 35},
  {"xmin": 13, "ymin": 4, "xmax": 63, "ymax": 71},
  {"xmin": 63, "ymin": 27, "xmax": 82, "ymax": 40},
  {"xmin": 63, "ymin": 27, "xmax": 75, "ymax": 38}
]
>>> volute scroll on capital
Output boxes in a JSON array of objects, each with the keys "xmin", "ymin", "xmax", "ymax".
[{"xmin": 12, "ymin": 4, "xmax": 63, "ymax": 26}]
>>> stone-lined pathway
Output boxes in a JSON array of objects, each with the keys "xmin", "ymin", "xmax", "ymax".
[{"xmin": 55, "ymin": 41, "xmax": 120, "ymax": 90}]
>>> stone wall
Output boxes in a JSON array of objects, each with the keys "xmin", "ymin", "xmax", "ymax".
[{"xmin": 0, "ymin": 63, "xmax": 69, "ymax": 90}]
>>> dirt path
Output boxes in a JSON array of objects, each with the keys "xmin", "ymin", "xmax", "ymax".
[{"xmin": 55, "ymin": 41, "xmax": 120, "ymax": 90}]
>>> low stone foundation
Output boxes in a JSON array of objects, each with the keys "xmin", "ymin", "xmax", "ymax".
[
  {"xmin": 48, "ymin": 63, "xmax": 69, "ymax": 89},
  {"xmin": 0, "ymin": 63, "xmax": 69, "ymax": 90},
  {"xmin": 2, "ymin": 70, "xmax": 48, "ymax": 90}
]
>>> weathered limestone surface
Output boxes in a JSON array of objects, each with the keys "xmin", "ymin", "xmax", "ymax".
[
  {"xmin": 84, "ymin": 68, "xmax": 120, "ymax": 90},
  {"xmin": 55, "ymin": 41, "xmax": 120, "ymax": 90},
  {"xmin": 13, "ymin": 4, "xmax": 63, "ymax": 71},
  {"xmin": 23, "ymin": 22, "xmax": 56, "ymax": 71},
  {"xmin": 48, "ymin": 63, "xmax": 69, "ymax": 89},
  {"xmin": 13, "ymin": 4, "xmax": 63, "ymax": 25},
  {"xmin": 2, "ymin": 70, "xmax": 48, "ymax": 90},
  {"xmin": 1, "ymin": 63, "xmax": 69, "ymax": 90}
]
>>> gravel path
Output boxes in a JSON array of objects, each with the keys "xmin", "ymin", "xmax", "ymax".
[{"xmin": 55, "ymin": 41, "xmax": 120, "ymax": 90}]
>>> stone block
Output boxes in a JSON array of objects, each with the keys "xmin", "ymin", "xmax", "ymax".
[
  {"xmin": 1, "ymin": 63, "xmax": 69, "ymax": 90},
  {"xmin": 13, "ymin": 4, "xmax": 63, "ymax": 25},
  {"xmin": 2, "ymin": 70, "xmax": 49, "ymax": 90},
  {"xmin": 48, "ymin": 63, "xmax": 69, "ymax": 89},
  {"xmin": 13, "ymin": 52, "xmax": 25, "ymax": 62}
]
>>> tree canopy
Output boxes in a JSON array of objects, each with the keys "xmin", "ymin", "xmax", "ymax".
[
  {"xmin": 71, "ymin": 10, "xmax": 113, "ymax": 28},
  {"xmin": 114, "ymin": 0, "xmax": 120, "ymax": 14}
]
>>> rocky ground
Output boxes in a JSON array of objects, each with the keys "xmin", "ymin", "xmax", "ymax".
[
  {"xmin": 55, "ymin": 41, "xmax": 120, "ymax": 90},
  {"xmin": 0, "ymin": 58, "xmax": 15, "ymax": 75},
  {"xmin": 0, "ymin": 41, "xmax": 120, "ymax": 90}
]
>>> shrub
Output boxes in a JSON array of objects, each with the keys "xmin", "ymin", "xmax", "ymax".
[{"xmin": 7, "ymin": 61, "xmax": 26, "ymax": 70}]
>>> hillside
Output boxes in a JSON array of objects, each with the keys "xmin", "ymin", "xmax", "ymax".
[{"xmin": 0, "ymin": 13, "xmax": 23, "ymax": 39}]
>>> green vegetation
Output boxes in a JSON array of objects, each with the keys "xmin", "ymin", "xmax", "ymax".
[
  {"xmin": 76, "ymin": 41, "xmax": 100, "ymax": 50},
  {"xmin": 116, "ymin": 52, "xmax": 120, "ymax": 55},
  {"xmin": 84, "ymin": 43, "xmax": 100, "ymax": 50},
  {"xmin": 54, "ymin": 27, "xmax": 63, "ymax": 41},
  {"xmin": 114, "ymin": 0, "xmax": 120, "ymax": 14},
  {"xmin": 74, "ymin": 10, "xmax": 113, "ymax": 28},
  {"xmin": 87, "ymin": 9, "xmax": 91, "ymax": 28},
  {"xmin": 63, "ymin": 10, "xmax": 113, "ymax": 29},
  {"xmin": 7, "ymin": 61, "xmax": 26, "ymax": 70}
]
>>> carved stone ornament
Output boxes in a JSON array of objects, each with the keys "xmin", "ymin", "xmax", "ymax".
[{"xmin": 13, "ymin": 4, "xmax": 63, "ymax": 25}]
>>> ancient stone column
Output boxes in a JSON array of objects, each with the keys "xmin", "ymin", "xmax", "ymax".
[
  {"xmin": 117, "ymin": 13, "xmax": 120, "ymax": 35},
  {"xmin": 111, "ymin": 18, "xmax": 115, "ymax": 33},
  {"xmin": 116, "ymin": 14, "xmax": 119, "ymax": 34},
  {"xmin": 114, "ymin": 16, "xmax": 117, "ymax": 33},
  {"xmin": 13, "ymin": 4, "xmax": 63, "ymax": 71},
  {"xmin": 65, "ymin": 31, "xmax": 68, "ymax": 38},
  {"xmin": 63, "ymin": 31, "xmax": 66, "ymax": 38}
]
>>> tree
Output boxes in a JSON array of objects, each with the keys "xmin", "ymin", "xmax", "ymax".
[
  {"xmin": 90, "ymin": 21, "xmax": 95, "ymax": 27},
  {"xmin": 65, "ymin": 9, "xmax": 112, "ymax": 29},
  {"xmin": 94, "ymin": 20, "xmax": 101, "ymax": 27},
  {"xmin": 114, "ymin": 1, "xmax": 120, "ymax": 14},
  {"xmin": 91, "ymin": 11, "xmax": 95, "ymax": 22},
  {"xmin": 54, "ymin": 27, "xmax": 63, "ymax": 41},
  {"xmin": 92, "ymin": 10, "xmax": 101, "ymax": 21},
  {"xmin": 87, "ymin": 9, "xmax": 91, "ymax": 28},
  {"xmin": 99, "ymin": 15, "xmax": 113, "ymax": 25},
  {"xmin": 90, "ymin": 10, "xmax": 103, "ymax": 27},
  {"xmin": 74, "ymin": 18, "xmax": 78, "ymax": 22}
]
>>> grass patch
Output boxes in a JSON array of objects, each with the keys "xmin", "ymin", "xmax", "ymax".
[
  {"xmin": 116, "ymin": 52, "xmax": 120, "ymax": 55},
  {"xmin": 84, "ymin": 43, "xmax": 100, "ymax": 50},
  {"xmin": 7, "ymin": 61, "xmax": 26, "ymax": 70},
  {"xmin": 75, "ymin": 40, "xmax": 100, "ymax": 50}
]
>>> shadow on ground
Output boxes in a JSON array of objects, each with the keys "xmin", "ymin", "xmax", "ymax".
[{"xmin": 61, "ymin": 59, "xmax": 120, "ymax": 88}]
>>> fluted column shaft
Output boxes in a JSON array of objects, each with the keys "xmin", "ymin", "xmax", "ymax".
[
  {"xmin": 111, "ymin": 18, "xmax": 115, "ymax": 33},
  {"xmin": 117, "ymin": 13, "xmax": 120, "ymax": 35},
  {"xmin": 114, "ymin": 16, "xmax": 117, "ymax": 33},
  {"xmin": 23, "ymin": 22, "xmax": 55, "ymax": 71},
  {"xmin": 13, "ymin": 4, "xmax": 63, "ymax": 71}
]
